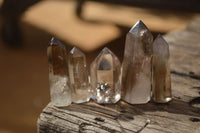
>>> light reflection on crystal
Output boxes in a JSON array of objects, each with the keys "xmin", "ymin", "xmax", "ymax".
[
  {"xmin": 152, "ymin": 35, "xmax": 172, "ymax": 103},
  {"xmin": 90, "ymin": 47, "xmax": 121, "ymax": 103},
  {"xmin": 68, "ymin": 47, "xmax": 91, "ymax": 103},
  {"xmin": 122, "ymin": 20, "xmax": 153, "ymax": 104},
  {"xmin": 47, "ymin": 37, "xmax": 71, "ymax": 106}
]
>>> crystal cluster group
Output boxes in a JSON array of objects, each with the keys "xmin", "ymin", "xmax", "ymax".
[{"xmin": 47, "ymin": 20, "xmax": 172, "ymax": 107}]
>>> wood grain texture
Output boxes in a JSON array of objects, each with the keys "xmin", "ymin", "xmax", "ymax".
[
  {"xmin": 164, "ymin": 17, "xmax": 200, "ymax": 76},
  {"xmin": 37, "ymin": 17, "xmax": 200, "ymax": 133}
]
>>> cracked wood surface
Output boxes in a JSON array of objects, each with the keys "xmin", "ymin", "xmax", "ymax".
[{"xmin": 37, "ymin": 17, "xmax": 200, "ymax": 133}]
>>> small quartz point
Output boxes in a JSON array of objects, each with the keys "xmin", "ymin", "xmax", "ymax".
[
  {"xmin": 152, "ymin": 35, "xmax": 172, "ymax": 103},
  {"xmin": 122, "ymin": 20, "xmax": 153, "ymax": 104},
  {"xmin": 68, "ymin": 47, "xmax": 91, "ymax": 103},
  {"xmin": 47, "ymin": 37, "xmax": 71, "ymax": 106},
  {"xmin": 90, "ymin": 47, "xmax": 121, "ymax": 103}
]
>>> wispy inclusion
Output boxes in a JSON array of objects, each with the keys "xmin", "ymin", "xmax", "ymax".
[
  {"xmin": 122, "ymin": 20, "xmax": 153, "ymax": 104},
  {"xmin": 47, "ymin": 37, "xmax": 71, "ymax": 106},
  {"xmin": 152, "ymin": 35, "xmax": 172, "ymax": 103}
]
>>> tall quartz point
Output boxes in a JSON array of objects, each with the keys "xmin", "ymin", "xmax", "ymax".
[
  {"xmin": 68, "ymin": 47, "xmax": 90, "ymax": 103},
  {"xmin": 122, "ymin": 20, "xmax": 153, "ymax": 104},
  {"xmin": 47, "ymin": 37, "xmax": 71, "ymax": 106},
  {"xmin": 90, "ymin": 47, "xmax": 121, "ymax": 103},
  {"xmin": 152, "ymin": 35, "xmax": 172, "ymax": 103}
]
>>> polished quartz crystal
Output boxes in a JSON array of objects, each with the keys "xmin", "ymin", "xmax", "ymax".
[
  {"xmin": 90, "ymin": 47, "xmax": 121, "ymax": 103},
  {"xmin": 121, "ymin": 20, "xmax": 153, "ymax": 104},
  {"xmin": 68, "ymin": 47, "xmax": 90, "ymax": 103},
  {"xmin": 47, "ymin": 37, "xmax": 71, "ymax": 106},
  {"xmin": 152, "ymin": 35, "xmax": 172, "ymax": 103}
]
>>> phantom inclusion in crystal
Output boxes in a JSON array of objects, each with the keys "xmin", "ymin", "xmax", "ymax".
[
  {"xmin": 122, "ymin": 20, "xmax": 153, "ymax": 104},
  {"xmin": 47, "ymin": 37, "xmax": 71, "ymax": 106},
  {"xmin": 68, "ymin": 47, "xmax": 90, "ymax": 103},
  {"xmin": 90, "ymin": 47, "xmax": 121, "ymax": 103},
  {"xmin": 152, "ymin": 35, "xmax": 172, "ymax": 103}
]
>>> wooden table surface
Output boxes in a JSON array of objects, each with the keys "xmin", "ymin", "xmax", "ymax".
[{"xmin": 37, "ymin": 17, "xmax": 200, "ymax": 133}]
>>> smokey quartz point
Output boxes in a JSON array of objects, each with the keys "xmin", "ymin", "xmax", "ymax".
[
  {"xmin": 68, "ymin": 47, "xmax": 91, "ymax": 103},
  {"xmin": 152, "ymin": 35, "xmax": 172, "ymax": 103},
  {"xmin": 47, "ymin": 37, "xmax": 71, "ymax": 106},
  {"xmin": 122, "ymin": 20, "xmax": 153, "ymax": 104},
  {"xmin": 90, "ymin": 47, "xmax": 121, "ymax": 103}
]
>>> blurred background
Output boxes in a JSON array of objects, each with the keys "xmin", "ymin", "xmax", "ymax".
[{"xmin": 0, "ymin": 0, "xmax": 200, "ymax": 132}]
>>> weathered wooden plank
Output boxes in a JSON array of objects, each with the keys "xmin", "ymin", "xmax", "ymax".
[
  {"xmin": 164, "ymin": 17, "xmax": 200, "ymax": 76},
  {"xmin": 38, "ymin": 17, "xmax": 200, "ymax": 133},
  {"xmin": 38, "ymin": 72, "xmax": 200, "ymax": 133}
]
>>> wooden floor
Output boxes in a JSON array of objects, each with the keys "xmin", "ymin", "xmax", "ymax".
[{"xmin": 0, "ymin": 0, "xmax": 200, "ymax": 132}]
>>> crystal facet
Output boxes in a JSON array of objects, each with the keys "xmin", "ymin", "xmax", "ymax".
[
  {"xmin": 90, "ymin": 47, "xmax": 121, "ymax": 103},
  {"xmin": 152, "ymin": 35, "xmax": 172, "ymax": 103},
  {"xmin": 68, "ymin": 47, "xmax": 91, "ymax": 103},
  {"xmin": 122, "ymin": 20, "xmax": 153, "ymax": 104},
  {"xmin": 47, "ymin": 37, "xmax": 71, "ymax": 106}
]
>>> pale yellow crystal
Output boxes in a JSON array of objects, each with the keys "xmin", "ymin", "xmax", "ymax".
[{"xmin": 152, "ymin": 35, "xmax": 172, "ymax": 103}]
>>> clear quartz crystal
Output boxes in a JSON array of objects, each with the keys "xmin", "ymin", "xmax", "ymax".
[
  {"xmin": 68, "ymin": 47, "xmax": 90, "ymax": 103},
  {"xmin": 90, "ymin": 47, "xmax": 121, "ymax": 103},
  {"xmin": 152, "ymin": 35, "xmax": 172, "ymax": 103},
  {"xmin": 122, "ymin": 20, "xmax": 153, "ymax": 104},
  {"xmin": 47, "ymin": 37, "xmax": 71, "ymax": 106}
]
